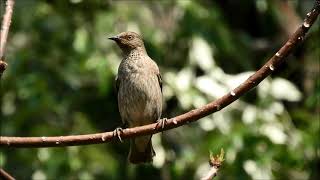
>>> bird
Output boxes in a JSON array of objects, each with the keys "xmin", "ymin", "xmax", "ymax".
[{"xmin": 109, "ymin": 31, "xmax": 163, "ymax": 164}]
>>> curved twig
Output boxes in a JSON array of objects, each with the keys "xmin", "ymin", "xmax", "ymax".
[
  {"xmin": 0, "ymin": 0, "xmax": 319, "ymax": 148},
  {"xmin": 0, "ymin": 0, "xmax": 14, "ymax": 76}
]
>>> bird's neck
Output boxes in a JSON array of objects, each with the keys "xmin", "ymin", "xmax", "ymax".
[{"xmin": 123, "ymin": 46, "xmax": 147, "ymax": 57}]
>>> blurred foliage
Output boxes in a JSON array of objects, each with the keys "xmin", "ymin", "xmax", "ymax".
[{"xmin": 0, "ymin": 0, "xmax": 319, "ymax": 179}]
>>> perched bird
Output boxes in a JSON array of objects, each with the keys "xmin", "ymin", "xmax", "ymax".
[{"xmin": 109, "ymin": 31, "xmax": 163, "ymax": 164}]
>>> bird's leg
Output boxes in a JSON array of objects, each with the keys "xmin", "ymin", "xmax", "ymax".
[
  {"xmin": 156, "ymin": 118, "xmax": 168, "ymax": 129},
  {"xmin": 113, "ymin": 127, "xmax": 124, "ymax": 142},
  {"xmin": 113, "ymin": 121, "xmax": 128, "ymax": 142}
]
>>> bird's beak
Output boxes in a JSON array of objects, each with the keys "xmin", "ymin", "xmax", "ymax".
[{"xmin": 108, "ymin": 35, "xmax": 120, "ymax": 41}]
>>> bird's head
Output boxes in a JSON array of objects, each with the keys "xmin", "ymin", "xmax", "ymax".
[{"xmin": 109, "ymin": 31, "xmax": 145, "ymax": 53}]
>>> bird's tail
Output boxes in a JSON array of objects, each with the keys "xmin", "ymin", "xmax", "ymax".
[{"xmin": 128, "ymin": 135, "xmax": 155, "ymax": 164}]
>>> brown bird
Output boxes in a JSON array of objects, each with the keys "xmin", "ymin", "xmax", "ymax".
[{"xmin": 109, "ymin": 31, "xmax": 163, "ymax": 164}]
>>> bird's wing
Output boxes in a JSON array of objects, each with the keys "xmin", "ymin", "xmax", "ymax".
[
  {"xmin": 115, "ymin": 75, "xmax": 120, "ymax": 95},
  {"xmin": 115, "ymin": 75, "xmax": 128, "ymax": 127},
  {"xmin": 157, "ymin": 73, "xmax": 163, "ymax": 93},
  {"xmin": 148, "ymin": 57, "xmax": 163, "ymax": 93}
]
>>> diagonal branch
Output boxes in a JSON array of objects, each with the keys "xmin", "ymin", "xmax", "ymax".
[
  {"xmin": 0, "ymin": 168, "xmax": 15, "ymax": 180},
  {"xmin": 0, "ymin": 0, "xmax": 319, "ymax": 148},
  {"xmin": 0, "ymin": 0, "xmax": 14, "ymax": 76}
]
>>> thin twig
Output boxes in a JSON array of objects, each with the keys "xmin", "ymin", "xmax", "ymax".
[
  {"xmin": 0, "ymin": 1, "xmax": 16, "ymax": 179},
  {"xmin": 0, "ymin": 169, "xmax": 15, "ymax": 180},
  {"xmin": 0, "ymin": 0, "xmax": 14, "ymax": 76},
  {"xmin": 201, "ymin": 149, "xmax": 224, "ymax": 180},
  {"xmin": 0, "ymin": 0, "xmax": 319, "ymax": 148}
]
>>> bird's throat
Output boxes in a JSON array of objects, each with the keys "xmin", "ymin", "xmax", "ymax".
[{"xmin": 122, "ymin": 46, "xmax": 147, "ymax": 58}]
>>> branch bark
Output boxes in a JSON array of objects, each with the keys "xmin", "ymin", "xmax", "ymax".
[
  {"xmin": 0, "ymin": 169, "xmax": 15, "ymax": 180},
  {"xmin": 0, "ymin": 2, "xmax": 16, "ymax": 179},
  {"xmin": 0, "ymin": 0, "xmax": 14, "ymax": 76},
  {"xmin": 0, "ymin": 0, "xmax": 319, "ymax": 148}
]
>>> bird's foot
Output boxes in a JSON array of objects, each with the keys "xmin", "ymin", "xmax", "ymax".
[
  {"xmin": 113, "ymin": 127, "xmax": 124, "ymax": 142},
  {"xmin": 156, "ymin": 118, "xmax": 168, "ymax": 129}
]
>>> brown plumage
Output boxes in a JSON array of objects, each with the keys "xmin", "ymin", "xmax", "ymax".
[{"xmin": 109, "ymin": 31, "xmax": 162, "ymax": 164}]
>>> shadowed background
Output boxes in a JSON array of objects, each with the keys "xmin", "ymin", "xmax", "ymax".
[{"xmin": 0, "ymin": 0, "xmax": 319, "ymax": 179}]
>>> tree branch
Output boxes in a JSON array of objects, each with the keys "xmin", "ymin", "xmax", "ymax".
[
  {"xmin": 0, "ymin": 169, "xmax": 15, "ymax": 180},
  {"xmin": 0, "ymin": 0, "xmax": 14, "ymax": 76},
  {"xmin": 0, "ymin": 0, "xmax": 319, "ymax": 148},
  {"xmin": 0, "ymin": 2, "xmax": 16, "ymax": 179}
]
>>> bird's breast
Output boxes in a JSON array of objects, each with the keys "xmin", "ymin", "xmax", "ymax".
[
  {"xmin": 119, "ymin": 70, "xmax": 160, "ymax": 101},
  {"xmin": 117, "ymin": 69, "xmax": 162, "ymax": 126}
]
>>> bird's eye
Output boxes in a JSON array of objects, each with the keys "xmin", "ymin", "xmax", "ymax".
[{"xmin": 127, "ymin": 35, "xmax": 133, "ymax": 40}]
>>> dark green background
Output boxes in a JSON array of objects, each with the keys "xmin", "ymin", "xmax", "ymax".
[{"xmin": 1, "ymin": 0, "xmax": 319, "ymax": 179}]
